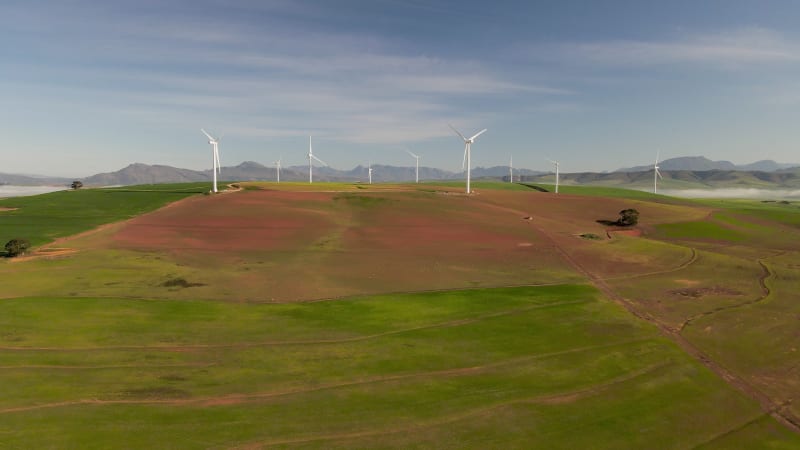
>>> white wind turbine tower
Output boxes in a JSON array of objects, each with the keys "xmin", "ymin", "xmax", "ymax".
[
  {"xmin": 405, "ymin": 149, "xmax": 420, "ymax": 183},
  {"xmin": 201, "ymin": 129, "xmax": 222, "ymax": 193},
  {"xmin": 509, "ymin": 155, "xmax": 514, "ymax": 183},
  {"xmin": 449, "ymin": 124, "xmax": 487, "ymax": 194},
  {"xmin": 307, "ymin": 135, "xmax": 327, "ymax": 183},
  {"xmin": 547, "ymin": 158, "xmax": 560, "ymax": 194},
  {"xmin": 653, "ymin": 151, "xmax": 663, "ymax": 194},
  {"xmin": 273, "ymin": 158, "xmax": 281, "ymax": 183},
  {"xmin": 368, "ymin": 162, "xmax": 373, "ymax": 184}
]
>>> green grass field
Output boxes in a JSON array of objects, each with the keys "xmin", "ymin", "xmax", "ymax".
[
  {"xmin": 1, "ymin": 183, "xmax": 800, "ymax": 447},
  {"xmin": 2, "ymin": 285, "xmax": 796, "ymax": 448}
]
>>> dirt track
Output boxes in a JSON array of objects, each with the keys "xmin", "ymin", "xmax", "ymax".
[{"xmin": 478, "ymin": 198, "xmax": 800, "ymax": 433}]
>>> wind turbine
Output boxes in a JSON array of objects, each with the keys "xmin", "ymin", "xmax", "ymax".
[
  {"xmin": 368, "ymin": 162, "xmax": 373, "ymax": 184},
  {"xmin": 509, "ymin": 155, "xmax": 514, "ymax": 183},
  {"xmin": 273, "ymin": 157, "xmax": 281, "ymax": 183},
  {"xmin": 547, "ymin": 158, "xmax": 560, "ymax": 194},
  {"xmin": 449, "ymin": 124, "xmax": 487, "ymax": 194},
  {"xmin": 653, "ymin": 151, "xmax": 663, "ymax": 194},
  {"xmin": 307, "ymin": 135, "xmax": 327, "ymax": 183},
  {"xmin": 405, "ymin": 149, "xmax": 420, "ymax": 183},
  {"xmin": 201, "ymin": 129, "xmax": 221, "ymax": 193}
]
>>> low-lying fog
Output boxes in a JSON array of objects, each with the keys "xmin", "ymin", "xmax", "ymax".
[
  {"xmin": 0, "ymin": 185, "xmax": 66, "ymax": 198},
  {"xmin": 659, "ymin": 188, "xmax": 800, "ymax": 199}
]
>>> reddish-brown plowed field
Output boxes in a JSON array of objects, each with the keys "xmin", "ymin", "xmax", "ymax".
[
  {"xmin": 70, "ymin": 189, "xmax": 582, "ymax": 301},
  {"xmin": 477, "ymin": 190, "xmax": 709, "ymax": 236},
  {"xmin": 110, "ymin": 191, "xmax": 338, "ymax": 254},
  {"xmin": 472, "ymin": 190, "xmax": 704, "ymax": 279},
  {"xmin": 39, "ymin": 187, "xmax": 720, "ymax": 302}
]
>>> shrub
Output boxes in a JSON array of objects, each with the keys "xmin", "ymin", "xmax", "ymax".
[
  {"xmin": 4, "ymin": 238, "xmax": 31, "ymax": 257},
  {"xmin": 617, "ymin": 209, "xmax": 639, "ymax": 227},
  {"xmin": 162, "ymin": 277, "xmax": 205, "ymax": 288}
]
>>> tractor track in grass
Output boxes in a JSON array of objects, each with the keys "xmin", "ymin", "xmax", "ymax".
[
  {"xmin": 478, "ymin": 200, "xmax": 800, "ymax": 434},
  {"xmin": 601, "ymin": 247, "xmax": 698, "ymax": 281},
  {"xmin": 0, "ymin": 362, "xmax": 215, "ymax": 370},
  {"xmin": 0, "ymin": 299, "xmax": 590, "ymax": 353},
  {"xmin": 0, "ymin": 338, "xmax": 656, "ymax": 415},
  {"xmin": 690, "ymin": 412, "xmax": 773, "ymax": 449},
  {"xmin": 678, "ymin": 254, "xmax": 783, "ymax": 333},
  {"xmin": 234, "ymin": 362, "xmax": 672, "ymax": 449}
]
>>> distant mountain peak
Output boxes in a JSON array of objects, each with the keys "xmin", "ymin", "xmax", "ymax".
[{"xmin": 236, "ymin": 161, "xmax": 268, "ymax": 170}]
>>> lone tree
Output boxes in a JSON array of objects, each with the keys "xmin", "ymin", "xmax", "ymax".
[
  {"xmin": 4, "ymin": 238, "xmax": 30, "ymax": 257},
  {"xmin": 617, "ymin": 208, "xmax": 639, "ymax": 227},
  {"xmin": 71, "ymin": 180, "xmax": 83, "ymax": 189}
]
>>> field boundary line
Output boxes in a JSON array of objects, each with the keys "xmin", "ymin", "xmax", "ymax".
[{"xmin": 27, "ymin": 193, "xmax": 204, "ymax": 256}]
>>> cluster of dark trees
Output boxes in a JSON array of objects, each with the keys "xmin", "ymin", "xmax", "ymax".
[{"xmin": 597, "ymin": 208, "xmax": 639, "ymax": 227}]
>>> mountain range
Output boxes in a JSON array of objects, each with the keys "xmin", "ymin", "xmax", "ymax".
[
  {"xmin": 617, "ymin": 156, "xmax": 798, "ymax": 173},
  {"xmin": 1, "ymin": 156, "xmax": 798, "ymax": 189}
]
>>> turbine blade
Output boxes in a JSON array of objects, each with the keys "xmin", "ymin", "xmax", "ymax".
[
  {"xmin": 469, "ymin": 128, "xmax": 487, "ymax": 141},
  {"xmin": 655, "ymin": 150, "xmax": 660, "ymax": 165},
  {"xmin": 201, "ymin": 129, "xmax": 214, "ymax": 141},
  {"xmin": 448, "ymin": 124, "xmax": 467, "ymax": 141},
  {"xmin": 312, "ymin": 155, "xmax": 327, "ymax": 166},
  {"xmin": 405, "ymin": 149, "xmax": 419, "ymax": 159},
  {"xmin": 656, "ymin": 168, "xmax": 663, "ymax": 179}
]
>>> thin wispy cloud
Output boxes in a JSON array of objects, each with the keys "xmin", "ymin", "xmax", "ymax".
[
  {"xmin": 547, "ymin": 28, "xmax": 800, "ymax": 68},
  {"xmin": 5, "ymin": 1, "xmax": 800, "ymax": 176},
  {"xmin": 3, "ymin": 1, "xmax": 565, "ymax": 149}
]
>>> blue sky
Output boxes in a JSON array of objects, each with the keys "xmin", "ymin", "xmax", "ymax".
[{"xmin": 3, "ymin": 0, "xmax": 800, "ymax": 176}]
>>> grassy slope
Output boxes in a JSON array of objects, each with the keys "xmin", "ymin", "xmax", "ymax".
[
  {"xmin": 607, "ymin": 196, "xmax": 800, "ymax": 421},
  {"xmin": 0, "ymin": 184, "xmax": 205, "ymax": 247},
  {"xmin": 1, "ymin": 182, "xmax": 799, "ymax": 446},
  {"xmin": 0, "ymin": 187, "xmax": 582, "ymax": 301},
  {"xmin": 1, "ymin": 286, "xmax": 795, "ymax": 448}
]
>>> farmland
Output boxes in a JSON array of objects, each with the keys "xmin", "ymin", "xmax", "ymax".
[{"xmin": 1, "ymin": 182, "xmax": 799, "ymax": 448}]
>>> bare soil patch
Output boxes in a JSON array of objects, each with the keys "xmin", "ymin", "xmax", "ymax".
[
  {"xmin": 608, "ymin": 228, "xmax": 643, "ymax": 238},
  {"xmin": 8, "ymin": 247, "xmax": 77, "ymax": 262},
  {"xmin": 669, "ymin": 286, "xmax": 743, "ymax": 299}
]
